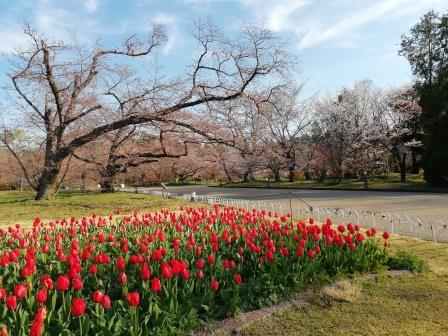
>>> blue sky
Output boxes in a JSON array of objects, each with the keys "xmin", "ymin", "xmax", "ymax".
[{"xmin": 0, "ymin": 0, "xmax": 447, "ymax": 98}]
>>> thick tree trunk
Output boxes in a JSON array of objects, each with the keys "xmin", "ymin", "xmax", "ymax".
[
  {"xmin": 100, "ymin": 168, "xmax": 117, "ymax": 192},
  {"xmin": 411, "ymin": 150, "xmax": 419, "ymax": 174},
  {"xmin": 221, "ymin": 163, "xmax": 232, "ymax": 183},
  {"xmin": 337, "ymin": 167, "xmax": 343, "ymax": 182},
  {"xmin": 79, "ymin": 172, "xmax": 86, "ymax": 190},
  {"xmin": 100, "ymin": 159, "xmax": 120, "ymax": 192},
  {"xmin": 274, "ymin": 170, "xmax": 280, "ymax": 182},
  {"xmin": 304, "ymin": 170, "xmax": 311, "ymax": 180},
  {"xmin": 400, "ymin": 152, "xmax": 407, "ymax": 182},
  {"xmin": 318, "ymin": 170, "xmax": 326, "ymax": 182},
  {"xmin": 287, "ymin": 150, "xmax": 296, "ymax": 182},
  {"xmin": 288, "ymin": 169, "xmax": 295, "ymax": 182},
  {"xmin": 100, "ymin": 178, "xmax": 115, "ymax": 193},
  {"xmin": 35, "ymin": 162, "xmax": 62, "ymax": 200}
]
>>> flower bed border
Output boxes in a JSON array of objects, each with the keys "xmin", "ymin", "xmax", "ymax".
[{"xmin": 196, "ymin": 270, "xmax": 410, "ymax": 336}]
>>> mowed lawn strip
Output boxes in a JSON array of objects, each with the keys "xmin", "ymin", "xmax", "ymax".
[
  {"xmin": 239, "ymin": 236, "xmax": 448, "ymax": 336},
  {"xmin": 221, "ymin": 173, "xmax": 448, "ymax": 191},
  {"xmin": 0, "ymin": 190, "xmax": 185, "ymax": 228}
]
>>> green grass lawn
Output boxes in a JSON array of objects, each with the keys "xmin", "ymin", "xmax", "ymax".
[
  {"xmin": 221, "ymin": 172, "xmax": 446, "ymax": 191},
  {"xmin": 239, "ymin": 236, "xmax": 448, "ymax": 336},
  {"xmin": 0, "ymin": 190, "xmax": 185, "ymax": 227}
]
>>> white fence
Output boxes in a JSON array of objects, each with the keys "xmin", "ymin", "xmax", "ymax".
[
  {"xmin": 143, "ymin": 190, "xmax": 284, "ymax": 215},
  {"xmin": 297, "ymin": 206, "xmax": 448, "ymax": 243},
  {"xmin": 140, "ymin": 190, "xmax": 448, "ymax": 243}
]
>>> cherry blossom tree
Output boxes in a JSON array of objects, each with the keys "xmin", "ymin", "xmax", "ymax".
[
  {"xmin": 314, "ymin": 80, "xmax": 388, "ymax": 180},
  {"xmin": 1, "ymin": 21, "xmax": 292, "ymax": 199},
  {"xmin": 386, "ymin": 85, "xmax": 424, "ymax": 180}
]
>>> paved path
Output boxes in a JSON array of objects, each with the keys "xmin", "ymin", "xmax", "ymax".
[{"xmin": 137, "ymin": 185, "xmax": 448, "ymax": 220}]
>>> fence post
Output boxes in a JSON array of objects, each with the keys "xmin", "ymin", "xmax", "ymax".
[
  {"xmin": 431, "ymin": 224, "xmax": 437, "ymax": 243},
  {"xmin": 406, "ymin": 215, "xmax": 413, "ymax": 236},
  {"xmin": 354, "ymin": 209, "xmax": 360, "ymax": 226}
]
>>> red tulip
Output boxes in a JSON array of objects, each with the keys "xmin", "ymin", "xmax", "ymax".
[
  {"xmin": 151, "ymin": 277, "xmax": 162, "ymax": 292},
  {"xmin": 40, "ymin": 275, "xmax": 53, "ymax": 290},
  {"xmin": 14, "ymin": 284, "xmax": 27, "ymax": 298},
  {"xmin": 180, "ymin": 268, "xmax": 190, "ymax": 280},
  {"xmin": 356, "ymin": 233, "xmax": 365, "ymax": 243},
  {"xmin": 0, "ymin": 327, "xmax": 7, "ymax": 336},
  {"xmin": 72, "ymin": 278, "xmax": 83, "ymax": 291},
  {"xmin": 30, "ymin": 322, "xmax": 41, "ymax": 336},
  {"xmin": 34, "ymin": 306, "xmax": 47, "ymax": 323},
  {"xmin": 234, "ymin": 274, "xmax": 242, "ymax": 285},
  {"xmin": 296, "ymin": 246, "xmax": 304, "ymax": 257},
  {"xmin": 5, "ymin": 295, "xmax": 17, "ymax": 310},
  {"xmin": 382, "ymin": 231, "xmax": 390, "ymax": 240},
  {"xmin": 161, "ymin": 262, "xmax": 173, "ymax": 278},
  {"xmin": 118, "ymin": 272, "xmax": 127, "ymax": 284},
  {"xmin": 210, "ymin": 279, "xmax": 219, "ymax": 291},
  {"xmin": 92, "ymin": 290, "xmax": 104, "ymax": 303},
  {"xmin": 140, "ymin": 263, "xmax": 151, "ymax": 281},
  {"xmin": 127, "ymin": 292, "xmax": 140, "ymax": 306},
  {"xmin": 56, "ymin": 275, "xmax": 70, "ymax": 291},
  {"xmin": 151, "ymin": 249, "xmax": 163, "ymax": 261},
  {"xmin": 195, "ymin": 246, "xmax": 202, "ymax": 255},
  {"xmin": 307, "ymin": 249, "xmax": 315, "ymax": 259},
  {"xmin": 117, "ymin": 255, "xmax": 126, "ymax": 271},
  {"xmin": 71, "ymin": 297, "xmax": 86, "ymax": 316},
  {"xmin": 207, "ymin": 254, "xmax": 215, "ymax": 265},
  {"xmin": 36, "ymin": 289, "xmax": 47, "ymax": 303},
  {"xmin": 0, "ymin": 288, "xmax": 5, "ymax": 300},
  {"xmin": 101, "ymin": 295, "xmax": 111, "ymax": 309},
  {"xmin": 196, "ymin": 258, "xmax": 205, "ymax": 269}
]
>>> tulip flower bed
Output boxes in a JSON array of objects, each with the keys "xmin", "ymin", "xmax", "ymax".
[{"xmin": 0, "ymin": 205, "xmax": 390, "ymax": 335}]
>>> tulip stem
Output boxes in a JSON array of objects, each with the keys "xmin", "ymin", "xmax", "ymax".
[
  {"xmin": 79, "ymin": 316, "xmax": 83, "ymax": 336},
  {"xmin": 133, "ymin": 307, "xmax": 139, "ymax": 334}
]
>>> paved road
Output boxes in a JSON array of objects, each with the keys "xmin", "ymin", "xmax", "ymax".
[{"xmin": 138, "ymin": 185, "xmax": 448, "ymax": 220}]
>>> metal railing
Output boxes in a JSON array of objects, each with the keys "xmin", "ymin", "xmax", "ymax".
[
  {"xmin": 141, "ymin": 190, "xmax": 284, "ymax": 215},
  {"xmin": 185, "ymin": 194, "xmax": 284, "ymax": 215},
  {"xmin": 297, "ymin": 206, "xmax": 448, "ymax": 243}
]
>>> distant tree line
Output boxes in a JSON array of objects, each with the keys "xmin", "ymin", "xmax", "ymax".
[{"xmin": 399, "ymin": 9, "xmax": 448, "ymax": 186}]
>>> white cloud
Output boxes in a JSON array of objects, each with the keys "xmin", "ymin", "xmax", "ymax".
[
  {"xmin": 0, "ymin": 29, "xmax": 28, "ymax": 53},
  {"xmin": 152, "ymin": 14, "xmax": 180, "ymax": 55},
  {"xmin": 31, "ymin": 1, "xmax": 101, "ymax": 41},
  {"xmin": 296, "ymin": 0, "xmax": 416, "ymax": 49},
  {"xmin": 241, "ymin": 0, "xmax": 309, "ymax": 32},
  {"xmin": 239, "ymin": 0, "xmax": 448, "ymax": 50},
  {"xmin": 85, "ymin": 0, "xmax": 100, "ymax": 13}
]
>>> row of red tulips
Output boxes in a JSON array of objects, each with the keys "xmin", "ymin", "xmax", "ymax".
[{"xmin": 0, "ymin": 205, "xmax": 390, "ymax": 335}]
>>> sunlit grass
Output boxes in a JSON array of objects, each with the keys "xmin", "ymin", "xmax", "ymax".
[
  {"xmin": 222, "ymin": 173, "xmax": 438, "ymax": 191},
  {"xmin": 0, "ymin": 190, "xmax": 185, "ymax": 228}
]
